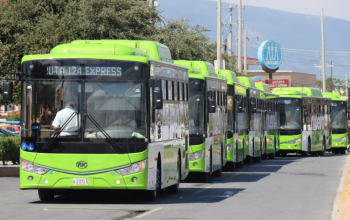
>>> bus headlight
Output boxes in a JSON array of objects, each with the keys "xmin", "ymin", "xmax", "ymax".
[
  {"xmin": 115, "ymin": 160, "xmax": 146, "ymax": 176},
  {"xmin": 21, "ymin": 159, "xmax": 50, "ymax": 175},
  {"xmin": 227, "ymin": 144, "xmax": 233, "ymax": 151},
  {"xmin": 335, "ymin": 137, "xmax": 346, "ymax": 142},
  {"xmin": 288, "ymin": 138, "xmax": 301, "ymax": 144},
  {"xmin": 189, "ymin": 150, "xmax": 204, "ymax": 161}
]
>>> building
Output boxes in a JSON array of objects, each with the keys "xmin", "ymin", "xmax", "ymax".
[{"xmin": 247, "ymin": 70, "xmax": 316, "ymax": 87}]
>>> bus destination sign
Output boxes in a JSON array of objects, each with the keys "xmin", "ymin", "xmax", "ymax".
[{"xmin": 46, "ymin": 66, "xmax": 123, "ymax": 76}]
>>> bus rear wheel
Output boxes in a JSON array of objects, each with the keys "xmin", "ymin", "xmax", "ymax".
[
  {"xmin": 340, "ymin": 148, "xmax": 346, "ymax": 154},
  {"xmin": 213, "ymin": 147, "xmax": 223, "ymax": 177},
  {"xmin": 38, "ymin": 189, "xmax": 54, "ymax": 201},
  {"xmin": 318, "ymin": 140, "xmax": 325, "ymax": 156},
  {"xmin": 167, "ymin": 156, "xmax": 180, "ymax": 194}
]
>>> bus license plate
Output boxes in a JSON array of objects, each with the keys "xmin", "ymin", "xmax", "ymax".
[{"xmin": 72, "ymin": 178, "xmax": 89, "ymax": 186}]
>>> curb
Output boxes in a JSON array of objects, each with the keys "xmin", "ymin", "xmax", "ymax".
[
  {"xmin": 332, "ymin": 153, "xmax": 350, "ymax": 220},
  {"xmin": 0, "ymin": 167, "xmax": 19, "ymax": 176}
]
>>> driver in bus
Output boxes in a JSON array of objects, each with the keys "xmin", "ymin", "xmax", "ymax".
[
  {"xmin": 52, "ymin": 86, "xmax": 80, "ymax": 136},
  {"xmin": 286, "ymin": 110, "xmax": 299, "ymax": 126},
  {"xmin": 109, "ymin": 110, "xmax": 137, "ymax": 129}
]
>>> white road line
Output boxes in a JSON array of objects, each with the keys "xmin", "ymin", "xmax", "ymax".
[{"xmin": 135, "ymin": 207, "xmax": 163, "ymax": 218}]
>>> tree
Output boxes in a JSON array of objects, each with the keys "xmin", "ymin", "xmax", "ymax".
[
  {"xmin": 151, "ymin": 18, "xmax": 238, "ymax": 74},
  {"xmin": 0, "ymin": 0, "xmax": 160, "ymax": 104},
  {"xmin": 316, "ymin": 77, "xmax": 349, "ymax": 95}
]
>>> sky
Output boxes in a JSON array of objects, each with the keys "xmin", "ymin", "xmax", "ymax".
[{"xmin": 209, "ymin": 0, "xmax": 350, "ymax": 22}]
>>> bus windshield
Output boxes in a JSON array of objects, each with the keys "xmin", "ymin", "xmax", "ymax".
[
  {"xmin": 331, "ymin": 101, "xmax": 347, "ymax": 130},
  {"xmin": 189, "ymin": 93, "xmax": 205, "ymax": 135},
  {"xmin": 279, "ymin": 99, "xmax": 302, "ymax": 130},
  {"xmin": 22, "ymin": 80, "xmax": 147, "ymax": 140}
]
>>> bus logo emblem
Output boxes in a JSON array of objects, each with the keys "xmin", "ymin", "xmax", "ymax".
[{"xmin": 76, "ymin": 161, "xmax": 88, "ymax": 169}]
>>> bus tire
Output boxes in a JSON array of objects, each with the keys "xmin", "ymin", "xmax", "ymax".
[
  {"xmin": 268, "ymin": 139, "xmax": 276, "ymax": 159},
  {"xmin": 167, "ymin": 155, "xmax": 180, "ymax": 194},
  {"xmin": 280, "ymin": 152, "xmax": 287, "ymax": 157},
  {"xmin": 236, "ymin": 144, "xmax": 244, "ymax": 168},
  {"xmin": 254, "ymin": 147, "xmax": 261, "ymax": 163},
  {"xmin": 340, "ymin": 148, "xmax": 346, "ymax": 155},
  {"xmin": 38, "ymin": 189, "xmax": 54, "ymax": 201},
  {"xmin": 213, "ymin": 146, "xmax": 223, "ymax": 177},
  {"xmin": 318, "ymin": 139, "xmax": 325, "ymax": 156}
]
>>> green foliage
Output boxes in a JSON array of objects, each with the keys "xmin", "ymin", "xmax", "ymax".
[
  {"xmin": 0, "ymin": 136, "xmax": 20, "ymax": 164},
  {"xmin": 0, "ymin": 0, "xmax": 160, "ymax": 104},
  {"xmin": 5, "ymin": 113, "xmax": 20, "ymax": 121},
  {"xmin": 316, "ymin": 78, "xmax": 350, "ymax": 95},
  {"xmin": 151, "ymin": 18, "xmax": 237, "ymax": 73},
  {"xmin": 0, "ymin": 0, "xmax": 240, "ymax": 106}
]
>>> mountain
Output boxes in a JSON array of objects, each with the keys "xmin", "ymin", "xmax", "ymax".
[{"xmin": 158, "ymin": 0, "xmax": 350, "ymax": 79}]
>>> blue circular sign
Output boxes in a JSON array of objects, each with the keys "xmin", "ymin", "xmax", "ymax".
[
  {"xmin": 21, "ymin": 142, "xmax": 27, "ymax": 151},
  {"xmin": 27, "ymin": 143, "xmax": 34, "ymax": 151},
  {"xmin": 31, "ymin": 122, "xmax": 41, "ymax": 132},
  {"xmin": 258, "ymin": 40, "xmax": 283, "ymax": 70}
]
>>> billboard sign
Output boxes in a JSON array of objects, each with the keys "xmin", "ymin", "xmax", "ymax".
[
  {"xmin": 269, "ymin": 79, "xmax": 289, "ymax": 89},
  {"xmin": 258, "ymin": 40, "xmax": 283, "ymax": 70}
]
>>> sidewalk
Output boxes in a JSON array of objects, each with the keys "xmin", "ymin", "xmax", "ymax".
[
  {"xmin": 332, "ymin": 153, "xmax": 350, "ymax": 220},
  {"xmin": 0, "ymin": 161, "xmax": 19, "ymax": 176}
]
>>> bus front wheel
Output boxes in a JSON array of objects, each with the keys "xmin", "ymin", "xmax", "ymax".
[{"xmin": 38, "ymin": 189, "xmax": 54, "ymax": 201}]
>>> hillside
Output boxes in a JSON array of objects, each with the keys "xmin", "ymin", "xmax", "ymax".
[{"xmin": 158, "ymin": 0, "xmax": 350, "ymax": 78}]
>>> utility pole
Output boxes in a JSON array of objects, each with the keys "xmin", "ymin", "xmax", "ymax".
[
  {"xmin": 244, "ymin": 30, "xmax": 247, "ymax": 75},
  {"xmin": 228, "ymin": 5, "xmax": 233, "ymax": 55},
  {"xmin": 217, "ymin": 0, "xmax": 222, "ymax": 69},
  {"xmin": 346, "ymin": 75, "xmax": 348, "ymax": 100},
  {"xmin": 237, "ymin": 0, "xmax": 242, "ymax": 72},
  {"xmin": 330, "ymin": 60, "xmax": 333, "ymax": 91},
  {"xmin": 321, "ymin": 8, "xmax": 326, "ymax": 92}
]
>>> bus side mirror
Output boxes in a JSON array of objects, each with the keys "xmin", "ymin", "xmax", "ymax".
[
  {"xmin": 2, "ymin": 80, "xmax": 13, "ymax": 101},
  {"xmin": 152, "ymin": 90, "xmax": 163, "ymax": 109},
  {"xmin": 237, "ymin": 100, "xmax": 243, "ymax": 113},
  {"xmin": 207, "ymin": 91, "xmax": 216, "ymax": 113},
  {"xmin": 303, "ymin": 105, "xmax": 308, "ymax": 118},
  {"xmin": 150, "ymin": 79, "xmax": 163, "ymax": 110},
  {"xmin": 251, "ymin": 101, "xmax": 257, "ymax": 113}
]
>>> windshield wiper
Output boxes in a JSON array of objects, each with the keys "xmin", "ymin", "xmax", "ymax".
[
  {"xmin": 44, "ymin": 111, "xmax": 78, "ymax": 149},
  {"xmin": 85, "ymin": 113, "xmax": 125, "ymax": 153}
]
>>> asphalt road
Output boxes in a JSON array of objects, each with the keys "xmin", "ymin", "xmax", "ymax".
[{"xmin": 0, "ymin": 153, "xmax": 347, "ymax": 220}]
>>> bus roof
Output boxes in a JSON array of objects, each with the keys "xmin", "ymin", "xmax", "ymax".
[
  {"xmin": 22, "ymin": 53, "xmax": 149, "ymax": 64},
  {"xmin": 50, "ymin": 40, "xmax": 173, "ymax": 63},
  {"xmin": 255, "ymin": 82, "xmax": 272, "ymax": 93},
  {"xmin": 322, "ymin": 92, "xmax": 347, "ymax": 101},
  {"xmin": 174, "ymin": 60, "xmax": 216, "ymax": 77},
  {"xmin": 272, "ymin": 87, "xmax": 323, "ymax": 97},
  {"xmin": 173, "ymin": 62, "xmax": 205, "ymax": 80},
  {"xmin": 215, "ymin": 69, "xmax": 238, "ymax": 85},
  {"xmin": 237, "ymin": 76, "xmax": 257, "ymax": 89}
]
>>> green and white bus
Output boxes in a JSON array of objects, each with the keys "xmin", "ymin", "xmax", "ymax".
[
  {"xmin": 5, "ymin": 40, "xmax": 190, "ymax": 201},
  {"xmin": 237, "ymin": 77, "xmax": 264, "ymax": 164},
  {"xmin": 216, "ymin": 70, "xmax": 247, "ymax": 169},
  {"xmin": 272, "ymin": 87, "xmax": 332, "ymax": 156},
  {"xmin": 174, "ymin": 60, "xmax": 227, "ymax": 180},
  {"xmin": 322, "ymin": 92, "xmax": 348, "ymax": 154},
  {"xmin": 255, "ymin": 83, "xmax": 280, "ymax": 159}
]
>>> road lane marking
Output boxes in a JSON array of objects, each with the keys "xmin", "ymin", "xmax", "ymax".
[{"xmin": 135, "ymin": 207, "xmax": 163, "ymax": 218}]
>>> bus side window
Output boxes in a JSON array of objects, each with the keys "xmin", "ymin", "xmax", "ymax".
[
  {"xmin": 320, "ymin": 104, "xmax": 323, "ymax": 114},
  {"xmin": 179, "ymin": 83, "xmax": 183, "ymax": 101},
  {"xmin": 162, "ymin": 80, "xmax": 167, "ymax": 100},
  {"xmin": 173, "ymin": 81, "xmax": 178, "ymax": 101},
  {"xmin": 168, "ymin": 81, "xmax": 172, "ymax": 101},
  {"xmin": 185, "ymin": 83, "xmax": 188, "ymax": 101}
]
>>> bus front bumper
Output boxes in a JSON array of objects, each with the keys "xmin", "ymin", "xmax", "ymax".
[{"xmin": 20, "ymin": 167, "xmax": 148, "ymax": 190}]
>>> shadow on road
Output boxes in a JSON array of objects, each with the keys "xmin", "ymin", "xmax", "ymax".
[{"xmin": 30, "ymin": 187, "xmax": 246, "ymax": 205}]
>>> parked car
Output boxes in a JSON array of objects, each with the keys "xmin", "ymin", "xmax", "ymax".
[
  {"xmin": 0, "ymin": 127, "xmax": 19, "ymax": 137},
  {"xmin": 0, "ymin": 125, "xmax": 20, "ymax": 133}
]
